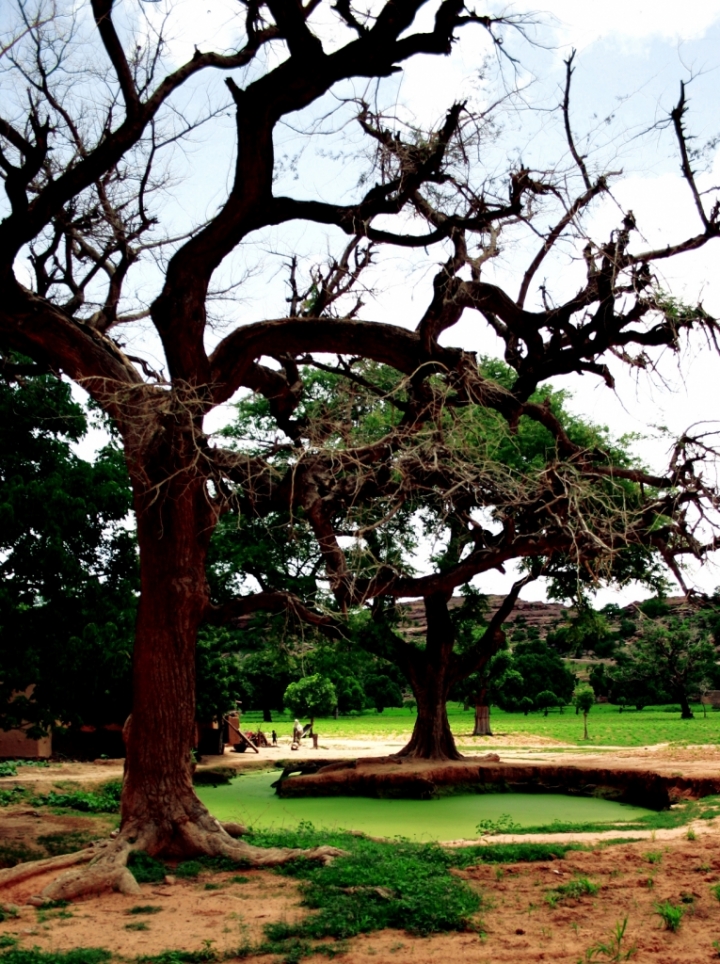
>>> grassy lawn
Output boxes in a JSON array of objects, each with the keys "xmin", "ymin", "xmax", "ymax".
[{"xmin": 242, "ymin": 703, "xmax": 720, "ymax": 747}]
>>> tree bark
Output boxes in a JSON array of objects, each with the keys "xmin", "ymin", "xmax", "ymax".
[
  {"xmin": 473, "ymin": 703, "xmax": 493, "ymax": 736},
  {"xmin": 395, "ymin": 594, "xmax": 462, "ymax": 761},
  {"xmin": 678, "ymin": 691, "xmax": 694, "ymax": 720},
  {"xmin": 121, "ymin": 468, "xmax": 219, "ymax": 855}
]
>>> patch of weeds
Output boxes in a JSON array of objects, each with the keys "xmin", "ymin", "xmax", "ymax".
[
  {"xmin": 230, "ymin": 875, "xmax": 250, "ymax": 884},
  {"xmin": 175, "ymin": 860, "xmax": 203, "ymax": 879},
  {"xmin": 195, "ymin": 855, "xmax": 245, "ymax": 873},
  {"xmin": 580, "ymin": 915, "xmax": 637, "ymax": 962},
  {"xmin": 643, "ymin": 851, "xmax": 663, "ymax": 865},
  {"xmin": 0, "ymin": 762, "xmax": 18, "ymax": 777},
  {"xmin": 127, "ymin": 851, "xmax": 167, "ymax": 884},
  {"xmin": 204, "ymin": 883, "xmax": 223, "ymax": 891},
  {"xmin": 126, "ymin": 905, "xmax": 163, "ymax": 916},
  {"xmin": 0, "ymin": 786, "xmax": 26, "ymax": 807},
  {"xmin": 257, "ymin": 937, "xmax": 314, "ymax": 964},
  {"xmin": 655, "ymin": 900, "xmax": 685, "ymax": 932},
  {"xmin": 475, "ymin": 814, "xmax": 519, "ymax": 835},
  {"xmin": 0, "ymin": 842, "xmax": 42, "ymax": 869},
  {"xmin": 249, "ymin": 826, "xmax": 481, "ymax": 939},
  {"xmin": 686, "ymin": 827, "xmax": 697, "ymax": 841},
  {"xmin": 451, "ymin": 842, "xmax": 579, "ymax": 866},
  {"xmin": 35, "ymin": 781, "xmax": 121, "ymax": 814},
  {"xmin": 0, "ymin": 936, "xmax": 17, "ymax": 949},
  {"xmin": 136, "ymin": 945, "xmax": 218, "ymax": 964},
  {"xmin": 711, "ymin": 883, "xmax": 720, "ymax": 902},
  {"xmin": 125, "ymin": 922, "xmax": 150, "ymax": 932},
  {"xmin": 546, "ymin": 876, "xmax": 598, "ymax": 908},
  {"xmin": 37, "ymin": 831, "xmax": 95, "ymax": 857},
  {"xmin": 0, "ymin": 950, "xmax": 111, "ymax": 964}
]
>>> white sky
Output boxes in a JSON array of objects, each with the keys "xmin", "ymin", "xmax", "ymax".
[{"xmin": 66, "ymin": 0, "xmax": 720, "ymax": 607}]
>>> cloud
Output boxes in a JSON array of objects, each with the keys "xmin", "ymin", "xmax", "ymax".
[{"xmin": 536, "ymin": 0, "xmax": 720, "ymax": 50}]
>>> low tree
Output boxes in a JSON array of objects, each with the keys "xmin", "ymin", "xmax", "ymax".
[
  {"xmin": 511, "ymin": 640, "xmax": 576, "ymax": 709},
  {"xmin": 536, "ymin": 690, "xmax": 559, "ymax": 717},
  {"xmin": 573, "ymin": 686, "xmax": 595, "ymax": 740},
  {"xmin": 614, "ymin": 620, "xmax": 717, "ymax": 719},
  {"xmin": 364, "ymin": 674, "xmax": 404, "ymax": 713},
  {"xmin": 283, "ymin": 674, "xmax": 337, "ymax": 732}
]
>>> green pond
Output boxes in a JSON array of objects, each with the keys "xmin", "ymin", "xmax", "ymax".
[{"xmin": 196, "ymin": 770, "xmax": 653, "ymax": 840}]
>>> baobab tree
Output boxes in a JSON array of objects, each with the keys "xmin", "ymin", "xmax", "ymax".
[{"xmin": 1, "ymin": 0, "xmax": 719, "ymax": 898}]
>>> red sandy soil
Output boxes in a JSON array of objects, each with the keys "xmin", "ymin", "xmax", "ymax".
[{"xmin": 1, "ymin": 831, "xmax": 720, "ymax": 961}]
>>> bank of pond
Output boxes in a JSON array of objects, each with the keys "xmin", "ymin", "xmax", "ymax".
[{"xmin": 197, "ymin": 770, "xmax": 661, "ymax": 840}]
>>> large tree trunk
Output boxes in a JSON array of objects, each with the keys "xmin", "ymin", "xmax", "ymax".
[
  {"xmin": 120, "ymin": 473, "xmax": 216, "ymax": 855},
  {"xmin": 395, "ymin": 593, "xmax": 462, "ymax": 761},
  {"xmin": 678, "ymin": 690, "xmax": 694, "ymax": 720},
  {"xmin": 473, "ymin": 703, "xmax": 493, "ymax": 736},
  {"xmin": 29, "ymin": 439, "xmax": 344, "ymax": 902}
]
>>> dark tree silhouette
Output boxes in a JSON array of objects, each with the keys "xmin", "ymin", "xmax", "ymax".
[{"xmin": 1, "ymin": 0, "xmax": 719, "ymax": 896}]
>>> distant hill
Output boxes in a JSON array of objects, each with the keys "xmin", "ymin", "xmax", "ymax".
[{"xmin": 397, "ymin": 594, "xmax": 694, "ymax": 640}]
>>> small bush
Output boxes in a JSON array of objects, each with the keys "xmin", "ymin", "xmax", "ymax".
[
  {"xmin": 37, "ymin": 781, "xmax": 121, "ymax": 813},
  {"xmin": 0, "ymin": 950, "xmax": 111, "ymax": 964},
  {"xmin": 175, "ymin": 860, "xmax": 203, "ymax": 879},
  {"xmin": 127, "ymin": 851, "xmax": 167, "ymax": 884},
  {"xmin": 655, "ymin": 900, "xmax": 684, "ymax": 932},
  {"xmin": 37, "ymin": 831, "xmax": 95, "ymax": 857},
  {"xmin": 546, "ymin": 876, "xmax": 598, "ymax": 907}
]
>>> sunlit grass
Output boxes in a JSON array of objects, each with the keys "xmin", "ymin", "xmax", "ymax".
[{"xmin": 241, "ymin": 703, "xmax": 720, "ymax": 748}]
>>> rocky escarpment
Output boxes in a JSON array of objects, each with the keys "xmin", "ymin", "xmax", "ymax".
[{"xmin": 273, "ymin": 756, "xmax": 720, "ymax": 810}]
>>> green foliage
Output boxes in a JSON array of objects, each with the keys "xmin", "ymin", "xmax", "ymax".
[
  {"xmin": 0, "ymin": 951, "xmax": 110, "ymax": 964},
  {"xmin": 37, "ymin": 831, "xmax": 95, "ymax": 856},
  {"xmin": 363, "ymin": 674, "xmax": 403, "ymax": 713},
  {"xmin": 135, "ymin": 952, "xmax": 218, "ymax": 964},
  {"xmin": 535, "ymin": 690, "xmax": 559, "ymax": 715},
  {"xmin": 581, "ymin": 916, "xmax": 637, "ymax": 962},
  {"xmin": 497, "ymin": 640, "xmax": 575, "ymax": 711},
  {"xmin": 545, "ymin": 875, "xmax": 598, "ymax": 907},
  {"xmin": 127, "ymin": 851, "xmax": 167, "ymax": 884},
  {"xmin": 247, "ymin": 826, "xmax": 480, "ymax": 939},
  {"xmin": 127, "ymin": 905, "xmax": 163, "ymax": 915},
  {"xmin": 175, "ymin": 860, "xmax": 203, "ymax": 879},
  {"xmin": 0, "ymin": 762, "xmax": 17, "ymax": 777},
  {"xmin": 284, "ymin": 674, "xmax": 337, "ymax": 721},
  {"xmin": 574, "ymin": 686, "xmax": 595, "ymax": 714},
  {"xmin": 0, "ymin": 360, "xmax": 138, "ymax": 734},
  {"xmin": 37, "ymin": 780, "xmax": 121, "ymax": 813},
  {"xmin": 476, "ymin": 814, "xmax": 519, "ymax": 835},
  {"xmin": 654, "ymin": 899, "xmax": 685, "ymax": 931},
  {"xmin": 612, "ymin": 618, "xmax": 717, "ymax": 718}
]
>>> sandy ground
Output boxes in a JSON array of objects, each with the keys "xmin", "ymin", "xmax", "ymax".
[{"xmin": 1, "ymin": 741, "xmax": 720, "ymax": 961}]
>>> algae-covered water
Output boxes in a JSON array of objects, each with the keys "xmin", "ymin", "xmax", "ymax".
[{"xmin": 197, "ymin": 770, "xmax": 652, "ymax": 840}]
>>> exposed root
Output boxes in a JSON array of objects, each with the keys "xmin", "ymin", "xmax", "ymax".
[
  {"xmin": 219, "ymin": 821, "xmax": 248, "ymax": 838},
  {"xmin": 0, "ymin": 849, "xmax": 95, "ymax": 887},
  {"xmin": 40, "ymin": 838, "xmax": 140, "ymax": 902},
  {"xmin": 0, "ymin": 819, "xmax": 346, "ymax": 904}
]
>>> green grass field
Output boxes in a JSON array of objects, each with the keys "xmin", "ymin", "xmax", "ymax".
[{"xmin": 241, "ymin": 702, "xmax": 720, "ymax": 748}]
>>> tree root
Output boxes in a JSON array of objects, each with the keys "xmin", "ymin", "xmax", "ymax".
[{"xmin": 0, "ymin": 820, "xmax": 346, "ymax": 903}]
